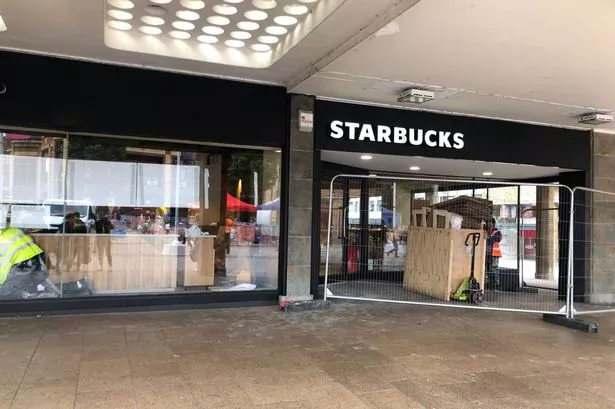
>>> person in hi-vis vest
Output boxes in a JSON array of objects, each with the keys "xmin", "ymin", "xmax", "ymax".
[{"xmin": 485, "ymin": 217, "xmax": 503, "ymax": 289}]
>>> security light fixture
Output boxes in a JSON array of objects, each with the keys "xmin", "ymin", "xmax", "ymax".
[
  {"xmin": 578, "ymin": 112, "xmax": 614, "ymax": 125},
  {"xmin": 360, "ymin": 155, "xmax": 373, "ymax": 160},
  {"xmin": 397, "ymin": 88, "xmax": 435, "ymax": 104},
  {"xmin": 482, "ymin": 172, "xmax": 493, "ymax": 176},
  {"xmin": 409, "ymin": 166, "xmax": 420, "ymax": 171}
]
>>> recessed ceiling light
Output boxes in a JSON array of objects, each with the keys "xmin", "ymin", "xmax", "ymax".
[
  {"xmin": 230, "ymin": 31, "xmax": 251, "ymax": 39},
  {"xmin": 170, "ymin": 30, "xmax": 191, "ymax": 39},
  {"xmin": 107, "ymin": 0, "xmax": 135, "ymax": 9},
  {"xmin": 225, "ymin": 39, "xmax": 245, "ymax": 48},
  {"xmin": 244, "ymin": 10, "xmax": 268, "ymax": 20},
  {"xmin": 197, "ymin": 35, "xmax": 219, "ymax": 43},
  {"xmin": 176, "ymin": 10, "xmax": 200, "ymax": 20},
  {"xmin": 180, "ymin": 0, "xmax": 206, "ymax": 9},
  {"xmin": 252, "ymin": 43, "xmax": 271, "ymax": 52},
  {"xmin": 213, "ymin": 4, "xmax": 238, "ymax": 15},
  {"xmin": 360, "ymin": 155, "xmax": 373, "ymax": 160},
  {"xmin": 237, "ymin": 21, "xmax": 259, "ymax": 30},
  {"xmin": 107, "ymin": 20, "xmax": 132, "ymax": 30},
  {"xmin": 482, "ymin": 172, "xmax": 494, "ymax": 176},
  {"xmin": 409, "ymin": 166, "xmax": 420, "ymax": 171},
  {"xmin": 252, "ymin": 0, "xmax": 277, "ymax": 9},
  {"xmin": 150, "ymin": 0, "xmax": 172, "ymax": 3},
  {"xmin": 225, "ymin": 0, "xmax": 244, "ymax": 3},
  {"xmin": 172, "ymin": 20, "xmax": 195, "ymax": 30},
  {"xmin": 144, "ymin": 5, "xmax": 168, "ymax": 15},
  {"xmin": 273, "ymin": 15, "xmax": 298, "ymax": 26},
  {"xmin": 139, "ymin": 25, "xmax": 162, "ymax": 35},
  {"xmin": 141, "ymin": 16, "xmax": 165, "ymax": 25},
  {"xmin": 283, "ymin": 4, "xmax": 309, "ymax": 15},
  {"xmin": 257, "ymin": 35, "xmax": 279, "ymax": 44},
  {"xmin": 107, "ymin": 10, "xmax": 133, "ymax": 20},
  {"xmin": 202, "ymin": 25, "xmax": 225, "ymax": 35},
  {"xmin": 207, "ymin": 15, "xmax": 230, "ymax": 25},
  {"xmin": 298, "ymin": 0, "xmax": 318, "ymax": 3},
  {"xmin": 265, "ymin": 26, "xmax": 287, "ymax": 35}
]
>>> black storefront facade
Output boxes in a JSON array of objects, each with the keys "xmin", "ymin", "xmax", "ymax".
[
  {"xmin": 309, "ymin": 99, "xmax": 592, "ymax": 302},
  {"xmin": 0, "ymin": 51, "xmax": 289, "ymax": 314}
]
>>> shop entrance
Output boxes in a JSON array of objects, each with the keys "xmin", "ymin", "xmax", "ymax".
[{"xmin": 319, "ymin": 153, "xmax": 579, "ymax": 315}]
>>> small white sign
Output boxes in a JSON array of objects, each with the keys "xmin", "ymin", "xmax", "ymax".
[{"xmin": 299, "ymin": 110, "xmax": 314, "ymax": 132}]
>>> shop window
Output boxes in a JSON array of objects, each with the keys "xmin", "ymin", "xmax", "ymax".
[{"xmin": 0, "ymin": 132, "xmax": 281, "ymax": 300}]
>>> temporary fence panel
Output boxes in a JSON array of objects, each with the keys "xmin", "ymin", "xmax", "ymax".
[
  {"xmin": 570, "ymin": 187, "xmax": 615, "ymax": 316},
  {"xmin": 323, "ymin": 174, "xmax": 572, "ymax": 315}
]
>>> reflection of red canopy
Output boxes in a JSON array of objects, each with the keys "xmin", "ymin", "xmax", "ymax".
[{"xmin": 226, "ymin": 193, "xmax": 256, "ymax": 213}]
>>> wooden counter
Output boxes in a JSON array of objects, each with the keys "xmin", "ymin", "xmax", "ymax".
[
  {"xmin": 31, "ymin": 234, "xmax": 215, "ymax": 292},
  {"xmin": 403, "ymin": 227, "xmax": 486, "ymax": 301}
]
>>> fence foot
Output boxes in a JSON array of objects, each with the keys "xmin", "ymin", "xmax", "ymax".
[
  {"xmin": 279, "ymin": 299, "xmax": 332, "ymax": 312},
  {"xmin": 542, "ymin": 314, "xmax": 598, "ymax": 333}
]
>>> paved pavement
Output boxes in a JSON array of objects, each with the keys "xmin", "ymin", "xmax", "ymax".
[{"xmin": 0, "ymin": 301, "xmax": 614, "ymax": 408}]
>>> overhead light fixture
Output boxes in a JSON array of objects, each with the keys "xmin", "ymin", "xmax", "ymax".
[
  {"xmin": 202, "ymin": 25, "xmax": 225, "ymax": 35},
  {"xmin": 251, "ymin": 43, "xmax": 271, "ymax": 52},
  {"xmin": 225, "ymin": 39, "xmax": 245, "ymax": 48},
  {"xmin": 252, "ymin": 0, "xmax": 277, "ymax": 9},
  {"xmin": 170, "ymin": 30, "xmax": 191, "ymax": 39},
  {"xmin": 578, "ymin": 112, "xmax": 614, "ymax": 125},
  {"xmin": 108, "ymin": 0, "xmax": 135, "ymax": 9},
  {"xmin": 176, "ymin": 10, "xmax": 200, "ymax": 20},
  {"xmin": 207, "ymin": 15, "xmax": 230, "ymax": 25},
  {"xmin": 107, "ymin": 10, "xmax": 133, "ymax": 20},
  {"xmin": 265, "ymin": 26, "xmax": 287, "ymax": 35},
  {"xmin": 180, "ymin": 0, "xmax": 206, "ymax": 9},
  {"xmin": 108, "ymin": 20, "xmax": 132, "ymax": 30},
  {"xmin": 172, "ymin": 21, "xmax": 196, "ymax": 30},
  {"xmin": 244, "ymin": 10, "xmax": 268, "ymax": 20},
  {"xmin": 141, "ymin": 16, "xmax": 165, "ymax": 25},
  {"xmin": 409, "ymin": 166, "xmax": 420, "ymax": 171},
  {"xmin": 197, "ymin": 35, "xmax": 219, "ymax": 43},
  {"xmin": 284, "ymin": 4, "xmax": 309, "ymax": 15},
  {"xmin": 274, "ymin": 15, "xmax": 298, "ymax": 26},
  {"xmin": 0, "ymin": 15, "xmax": 7, "ymax": 32},
  {"xmin": 231, "ymin": 31, "xmax": 252, "ymax": 39},
  {"xmin": 360, "ymin": 155, "xmax": 373, "ymax": 160},
  {"xmin": 140, "ymin": 26, "xmax": 162, "ymax": 35},
  {"xmin": 150, "ymin": 0, "xmax": 172, "ymax": 3},
  {"xmin": 237, "ymin": 21, "xmax": 259, "ymax": 30},
  {"xmin": 257, "ymin": 35, "xmax": 279, "ymax": 44},
  {"xmin": 482, "ymin": 172, "xmax": 493, "ymax": 176},
  {"xmin": 213, "ymin": 4, "xmax": 238, "ymax": 15},
  {"xmin": 397, "ymin": 88, "xmax": 435, "ymax": 104}
]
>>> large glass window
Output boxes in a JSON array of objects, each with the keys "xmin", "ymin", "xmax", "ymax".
[{"xmin": 0, "ymin": 132, "xmax": 281, "ymax": 300}]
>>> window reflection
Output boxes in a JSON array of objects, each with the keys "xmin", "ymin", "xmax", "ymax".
[{"xmin": 0, "ymin": 132, "xmax": 281, "ymax": 300}]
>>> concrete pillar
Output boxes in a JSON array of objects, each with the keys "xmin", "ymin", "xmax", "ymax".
[
  {"xmin": 535, "ymin": 186, "xmax": 558, "ymax": 280},
  {"xmin": 282, "ymin": 94, "xmax": 315, "ymax": 303},
  {"xmin": 590, "ymin": 131, "xmax": 615, "ymax": 304}
]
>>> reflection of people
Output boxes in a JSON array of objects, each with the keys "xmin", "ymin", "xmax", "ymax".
[
  {"xmin": 486, "ymin": 217, "xmax": 503, "ymax": 289},
  {"xmin": 0, "ymin": 226, "xmax": 59, "ymax": 299},
  {"xmin": 386, "ymin": 228, "xmax": 398, "ymax": 257},
  {"xmin": 95, "ymin": 215, "xmax": 114, "ymax": 271},
  {"xmin": 225, "ymin": 217, "xmax": 233, "ymax": 254}
]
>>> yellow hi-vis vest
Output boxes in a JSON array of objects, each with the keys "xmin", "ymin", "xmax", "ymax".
[{"xmin": 0, "ymin": 228, "xmax": 44, "ymax": 286}]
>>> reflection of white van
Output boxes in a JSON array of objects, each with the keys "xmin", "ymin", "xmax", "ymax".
[{"xmin": 42, "ymin": 200, "xmax": 95, "ymax": 229}]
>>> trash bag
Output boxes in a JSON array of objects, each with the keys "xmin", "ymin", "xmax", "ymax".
[{"xmin": 0, "ymin": 255, "xmax": 61, "ymax": 300}]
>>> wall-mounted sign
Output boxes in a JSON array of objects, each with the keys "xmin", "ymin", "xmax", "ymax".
[
  {"xmin": 299, "ymin": 110, "xmax": 314, "ymax": 133},
  {"xmin": 329, "ymin": 120, "xmax": 464, "ymax": 150}
]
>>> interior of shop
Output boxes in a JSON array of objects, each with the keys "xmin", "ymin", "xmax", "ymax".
[
  {"xmin": 318, "ymin": 150, "xmax": 581, "ymax": 310},
  {"xmin": 0, "ymin": 131, "xmax": 281, "ymax": 300}
]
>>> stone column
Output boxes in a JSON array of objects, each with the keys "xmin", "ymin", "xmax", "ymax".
[
  {"xmin": 281, "ymin": 94, "xmax": 315, "ymax": 303},
  {"xmin": 535, "ymin": 186, "xmax": 558, "ymax": 280},
  {"xmin": 590, "ymin": 131, "xmax": 615, "ymax": 304}
]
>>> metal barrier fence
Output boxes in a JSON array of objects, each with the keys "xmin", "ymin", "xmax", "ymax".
[
  {"xmin": 570, "ymin": 187, "xmax": 615, "ymax": 317},
  {"xmin": 323, "ymin": 174, "xmax": 573, "ymax": 316}
]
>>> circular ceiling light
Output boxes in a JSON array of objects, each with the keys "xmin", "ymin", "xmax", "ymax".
[
  {"xmin": 139, "ymin": 25, "xmax": 162, "ymax": 34},
  {"xmin": 252, "ymin": 0, "xmax": 277, "ymax": 9},
  {"xmin": 207, "ymin": 15, "xmax": 230, "ymax": 25},
  {"xmin": 172, "ymin": 20, "xmax": 195, "ymax": 30},
  {"xmin": 237, "ymin": 21, "xmax": 259, "ymax": 30},
  {"xmin": 197, "ymin": 35, "xmax": 219, "ymax": 43},
  {"xmin": 141, "ymin": 16, "xmax": 165, "ymax": 25},
  {"xmin": 180, "ymin": 0, "xmax": 206, "ymax": 9},
  {"xmin": 482, "ymin": 172, "xmax": 494, "ymax": 176},
  {"xmin": 176, "ymin": 10, "xmax": 200, "ymax": 20},
  {"xmin": 202, "ymin": 25, "xmax": 225, "ymax": 35},
  {"xmin": 265, "ymin": 26, "xmax": 287, "ymax": 35},
  {"xmin": 213, "ymin": 4, "xmax": 238, "ymax": 15},
  {"xmin": 107, "ymin": 10, "xmax": 133, "ymax": 20},
  {"xmin": 257, "ymin": 35, "xmax": 279, "ymax": 44},
  {"xmin": 170, "ymin": 30, "xmax": 191, "ymax": 39},
  {"xmin": 244, "ymin": 10, "xmax": 268, "ymax": 20},
  {"xmin": 230, "ymin": 31, "xmax": 251, "ymax": 40},
  {"xmin": 150, "ymin": 0, "xmax": 172, "ymax": 3},
  {"xmin": 107, "ymin": 0, "xmax": 135, "ymax": 9},
  {"xmin": 360, "ymin": 155, "xmax": 373, "ymax": 160},
  {"xmin": 409, "ymin": 166, "xmax": 420, "ymax": 171},
  {"xmin": 251, "ymin": 43, "xmax": 271, "ymax": 52},
  {"xmin": 107, "ymin": 20, "xmax": 132, "ymax": 30},
  {"xmin": 298, "ymin": 0, "xmax": 318, "ymax": 3},
  {"xmin": 225, "ymin": 39, "xmax": 245, "ymax": 48},
  {"xmin": 225, "ymin": 0, "xmax": 244, "ymax": 3},
  {"xmin": 144, "ymin": 5, "xmax": 168, "ymax": 15},
  {"xmin": 283, "ymin": 4, "xmax": 309, "ymax": 15},
  {"xmin": 274, "ymin": 15, "xmax": 298, "ymax": 25}
]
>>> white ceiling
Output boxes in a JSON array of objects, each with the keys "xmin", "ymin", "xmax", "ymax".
[
  {"xmin": 321, "ymin": 150, "xmax": 573, "ymax": 180},
  {"xmin": 0, "ymin": 0, "xmax": 614, "ymax": 132},
  {"xmin": 294, "ymin": 0, "xmax": 615, "ymax": 131}
]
